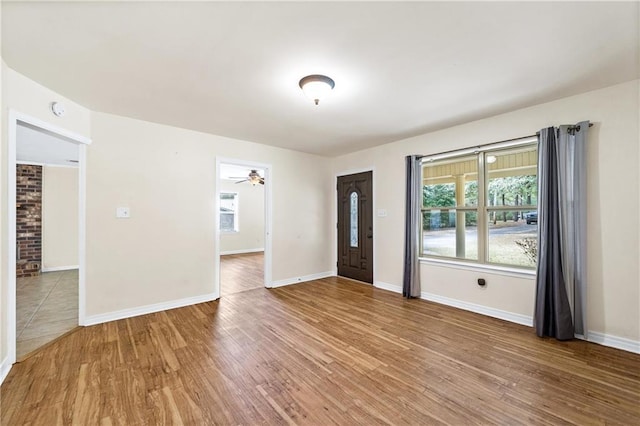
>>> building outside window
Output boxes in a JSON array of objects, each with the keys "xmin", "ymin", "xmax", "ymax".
[
  {"xmin": 421, "ymin": 142, "xmax": 538, "ymax": 268},
  {"xmin": 220, "ymin": 192, "xmax": 238, "ymax": 232}
]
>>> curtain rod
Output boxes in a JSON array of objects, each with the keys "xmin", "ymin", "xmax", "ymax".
[
  {"xmin": 421, "ymin": 122, "xmax": 593, "ymax": 162},
  {"xmin": 421, "ymin": 134, "xmax": 537, "ymax": 163},
  {"xmin": 535, "ymin": 122, "xmax": 593, "ymax": 136}
]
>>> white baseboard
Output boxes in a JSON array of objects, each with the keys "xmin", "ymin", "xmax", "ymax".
[
  {"xmin": 373, "ymin": 281, "xmax": 533, "ymax": 327},
  {"xmin": 270, "ymin": 271, "xmax": 334, "ymax": 288},
  {"xmin": 83, "ymin": 293, "xmax": 217, "ymax": 326},
  {"xmin": 417, "ymin": 293, "xmax": 640, "ymax": 354},
  {"xmin": 374, "ymin": 281, "xmax": 402, "ymax": 294},
  {"xmin": 0, "ymin": 355, "xmax": 12, "ymax": 386},
  {"xmin": 367, "ymin": 282, "xmax": 640, "ymax": 355},
  {"xmin": 220, "ymin": 248, "xmax": 264, "ymax": 256},
  {"xmin": 587, "ymin": 331, "xmax": 640, "ymax": 354},
  {"xmin": 41, "ymin": 265, "xmax": 79, "ymax": 272},
  {"xmin": 420, "ymin": 292, "xmax": 534, "ymax": 327}
]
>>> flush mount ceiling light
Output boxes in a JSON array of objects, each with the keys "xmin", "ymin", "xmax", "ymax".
[{"xmin": 298, "ymin": 74, "xmax": 335, "ymax": 105}]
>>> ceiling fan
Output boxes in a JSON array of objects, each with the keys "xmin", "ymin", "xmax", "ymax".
[{"xmin": 230, "ymin": 169, "xmax": 265, "ymax": 186}]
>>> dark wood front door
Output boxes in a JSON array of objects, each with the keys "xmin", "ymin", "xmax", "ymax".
[{"xmin": 337, "ymin": 171, "xmax": 373, "ymax": 283}]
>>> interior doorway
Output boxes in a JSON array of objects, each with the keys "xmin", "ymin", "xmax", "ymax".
[
  {"xmin": 15, "ymin": 159, "xmax": 78, "ymax": 360},
  {"xmin": 337, "ymin": 171, "xmax": 374, "ymax": 283},
  {"xmin": 214, "ymin": 159, "xmax": 272, "ymax": 297},
  {"xmin": 7, "ymin": 111, "xmax": 90, "ymax": 364},
  {"xmin": 220, "ymin": 252, "xmax": 264, "ymax": 296}
]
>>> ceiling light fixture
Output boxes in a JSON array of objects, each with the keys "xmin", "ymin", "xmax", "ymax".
[
  {"xmin": 299, "ymin": 74, "xmax": 335, "ymax": 105},
  {"xmin": 486, "ymin": 155, "xmax": 497, "ymax": 164},
  {"xmin": 249, "ymin": 175, "xmax": 261, "ymax": 186},
  {"xmin": 231, "ymin": 169, "xmax": 265, "ymax": 186}
]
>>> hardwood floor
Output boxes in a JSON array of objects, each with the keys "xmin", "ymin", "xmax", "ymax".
[
  {"xmin": 220, "ymin": 252, "xmax": 263, "ymax": 296},
  {"xmin": 2, "ymin": 277, "xmax": 639, "ymax": 425},
  {"xmin": 16, "ymin": 270, "xmax": 78, "ymax": 360}
]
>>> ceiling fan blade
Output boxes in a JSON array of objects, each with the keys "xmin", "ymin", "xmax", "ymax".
[{"xmin": 235, "ymin": 179, "xmax": 249, "ymax": 184}]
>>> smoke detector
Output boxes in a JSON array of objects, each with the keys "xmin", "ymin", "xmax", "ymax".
[{"xmin": 51, "ymin": 102, "xmax": 66, "ymax": 117}]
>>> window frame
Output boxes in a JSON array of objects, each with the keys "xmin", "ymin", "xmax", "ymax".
[
  {"xmin": 219, "ymin": 191, "xmax": 239, "ymax": 233},
  {"xmin": 419, "ymin": 136, "xmax": 538, "ymax": 270}
]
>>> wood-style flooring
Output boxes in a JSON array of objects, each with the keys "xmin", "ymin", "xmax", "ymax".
[
  {"xmin": 16, "ymin": 270, "xmax": 78, "ymax": 360},
  {"xmin": 2, "ymin": 277, "xmax": 639, "ymax": 425},
  {"xmin": 220, "ymin": 252, "xmax": 263, "ymax": 296}
]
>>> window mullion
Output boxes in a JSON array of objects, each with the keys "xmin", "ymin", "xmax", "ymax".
[
  {"xmin": 419, "ymin": 166, "xmax": 425, "ymax": 257},
  {"xmin": 477, "ymin": 153, "xmax": 487, "ymax": 263}
]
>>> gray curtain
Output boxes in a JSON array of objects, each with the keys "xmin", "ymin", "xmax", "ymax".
[
  {"xmin": 403, "ymin": 155, "xmax": 422, "ymax": 298},
  {"xmin": 535, "ymin": 122, "xmax": 589, "ymax": 340}
]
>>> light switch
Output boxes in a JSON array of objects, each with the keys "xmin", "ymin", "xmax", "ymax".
[
  {"xmin": 116, "ymin": 207, "xmax": 130, "ymax": 218},
  {"xmin": 377, "ymin": 209, "xmax": 388, "ymax": 217}
]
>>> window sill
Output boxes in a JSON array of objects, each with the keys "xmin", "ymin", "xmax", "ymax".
[
  {"xmin": 419, "ymin": 257, "xmax": 536, "ymax": 280},
  {"xmin": 220, "ymin": 230, "xmax": 239, "ymax": 235}
]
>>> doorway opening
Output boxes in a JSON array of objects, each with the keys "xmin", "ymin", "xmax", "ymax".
[
  {"xmin": 337, "ymin": 170, "xmax": 374, "ymax": 284},
  {"xmin": 7, "ymin": 111, "xmax": 90, "ymax": 364},
  {"xmin": 214, "ymin": 159, "xmax": 272, "ymax": 297}
]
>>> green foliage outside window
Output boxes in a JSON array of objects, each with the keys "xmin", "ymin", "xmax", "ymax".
[
  {"xmin": 423, "ymin": 183, "xmax": 455, "ymax": 208},
  {"xmin": 423, "ymin": 175, "xmax": 536, "ymax": 230}
]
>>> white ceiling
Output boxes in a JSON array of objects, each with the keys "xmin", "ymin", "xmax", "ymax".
[
  {"xmin": 16, "ymin": 122, "xmax": 79, "ymax": 167},
  {"xmin": 2, "ymin": 2, "xmax": 638, "ymax": 157}
]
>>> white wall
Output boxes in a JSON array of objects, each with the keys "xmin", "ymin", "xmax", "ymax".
[
  {"xmin": 85, "ymin": 112, "xmax": 333, "ymax": 318},
  {"xmin": 332, "ymin": 80, "xmax": 640, "ymax": 343},
  {"xmin": 42, "ymin": 166, "xmax": 79, "ymax": 270},
  {"xmin": 219, "ymin": 179, "xmax": 264, "ymax": 254},
  {"xmin": 0, "ymin": 3, "xmax": 4, "ymax": 376},
  {"xmin": 1, "ymin": 66, "xmax": 334, "ymax": 373},
  {"xmin": 1, "ymin": 64, "xmax": 91, "ymax": 373}
]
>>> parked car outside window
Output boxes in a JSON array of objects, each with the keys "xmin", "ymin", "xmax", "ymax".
[{"xmin": 525, "ymin": 211, "xmax": 538, "ymax": 225}]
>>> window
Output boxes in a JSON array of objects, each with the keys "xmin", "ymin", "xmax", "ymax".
[
  {"xmin": 420, "ymin": 140, "xmax": 538, "ymax": 268},
  {"xmin": 220, "ymin": 192, "xmax": 238, "ymax": 232},
  {"xmin": 350, "ymin": 192, "xmax": 358, "ymax": 247}
]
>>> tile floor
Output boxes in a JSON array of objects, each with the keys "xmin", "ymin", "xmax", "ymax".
[{"xmin": 16, "ymin": 270, "xmax": 78, "ymax": 360}]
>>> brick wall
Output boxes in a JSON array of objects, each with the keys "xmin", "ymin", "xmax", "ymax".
[{"xmin": 16, "ymin": 165, "xmax": 42, "ymax": 278}]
